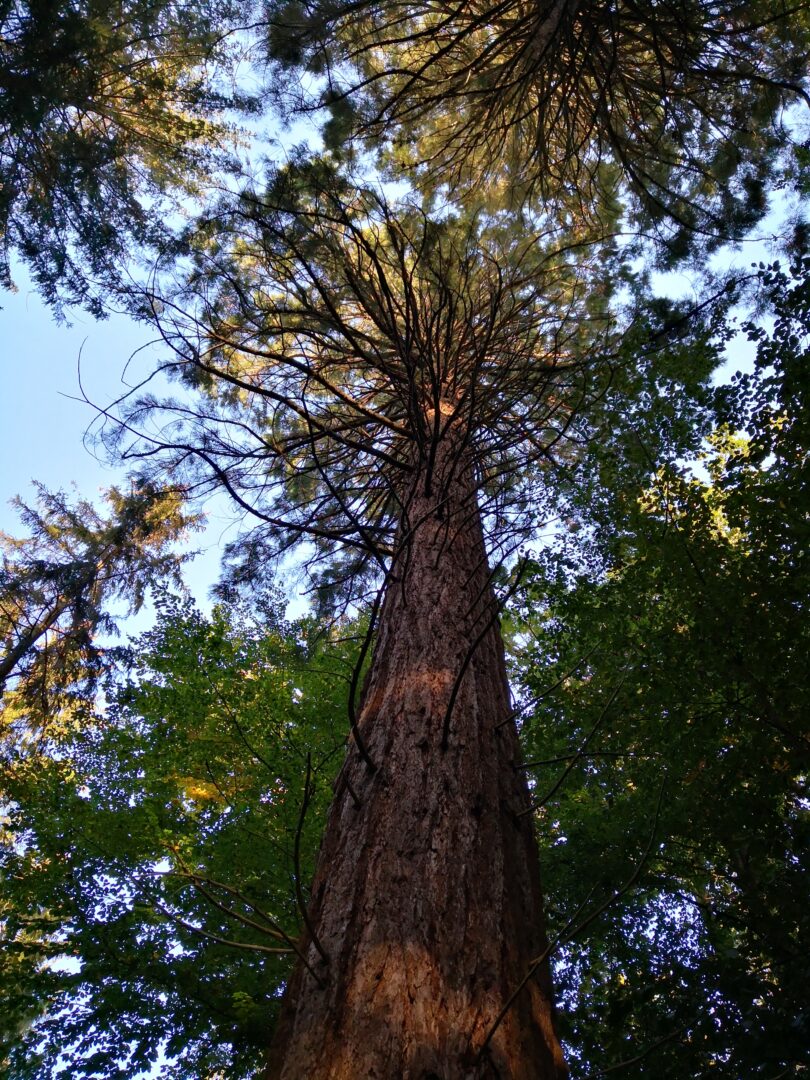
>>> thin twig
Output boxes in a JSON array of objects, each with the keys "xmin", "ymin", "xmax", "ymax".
[
  {"xmin": 155, "ymin": 902, "xmax": 294, "ymax": 957},
  {"xmin": 532, "ymin": 645, "xmax": 600, "ymax": 702},
  {"xmin": 516, "ymin": 750, "xmax": 653, "ymax": 769},
  {"xmin": 343, "ymin": 773, "xmax": 362, "ymax": 809},
  {"xmin": 495, "ymin": 707, "xmax": 525, "ymax": 730},
  {"xmin": 346, "ymin": 579, "xmax": 384, "ymax": 772},
  {"xmin": 595, "ymin": 1023, "xmax": 688, "ymax": 1075},
  {"xmin": 518, "ymin": 678, "xmax": 625, "ymax": 816},
  {"xmin": 167, "ymin": 862, "xmax": 324, "ymax": 980},
  {"xmin": 293, "ymin": 752, "xmax": 329, "ymax": 966}
]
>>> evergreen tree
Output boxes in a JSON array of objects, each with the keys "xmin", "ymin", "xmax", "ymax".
[
  {"xmin": 0, "ymin": 0, "xmax": 255, "ymax": 313},
  {"xmin": 111, "ymin": 160, "xmax": 732, "ymax": 1077},
  {"xmin": 265, "ymin": 0, "xmax": 809, "ymax": 250},
  {"xmin": 0, "ymin": 482, "xmax": 193, "ymax": 710}
]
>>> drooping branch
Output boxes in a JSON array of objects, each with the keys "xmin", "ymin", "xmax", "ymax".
[
  {"xmin": 111, "ymin": 171, "xmax": 624, "ymax": 601},
  {"xmin": 265, "ymin": 0, "xmax": 809, "ymax": 240}
]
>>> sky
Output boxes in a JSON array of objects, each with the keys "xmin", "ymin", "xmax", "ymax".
[
  {"xmin": 0, "ymin": 272, "xmax": 138, "ymax": 507},
  {"xmin": 0, "ymin": 258, "xmax": 324, "ymax": 632},
  {"xmin": 0, "ymin": 265, "xmax": 241, "ymax": 619}
]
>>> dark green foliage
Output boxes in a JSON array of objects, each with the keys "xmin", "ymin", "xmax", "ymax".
[
  {"xmin": 511, "ymin": 260, "xmax": 810, "ymax": 1075},
  {"xmin": 1, "ymin": 591, "xmax": 355, "ymax": 1078},
  {"xmin": 264, "ymin": 0, "xmax": 810, "ymax": 253},
  {"xmin": 0, "ymin": 482, "xmax": 194, "ymax": 712},
  {"xmin": 0, "ymin": 0, "xmax": 253, "ymax": 314}
]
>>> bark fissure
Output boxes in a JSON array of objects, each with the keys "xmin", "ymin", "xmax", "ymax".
[{"xmin": 268, "ymin": 425, "xmax": 567, "ymax": 1079}]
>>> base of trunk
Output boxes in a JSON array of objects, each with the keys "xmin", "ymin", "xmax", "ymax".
[{"xmin": 267, "ymin": 454, "xmax": 567, "ymax": 1079}]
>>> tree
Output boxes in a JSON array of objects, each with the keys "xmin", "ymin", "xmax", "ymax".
[
  {"xmin": 0, "ymin": 483, "xmax": 194, "ymax": 1071},
  {"xmin": 265, "ymin": 0, "xmax": 810, "ymax": 247},
  {"xmin": 0, "ymin": 482, "xmax": 193, "ymax": 710},
  {"xmin": 0, "ymin": 0, "xmax": 254, "ymax": 314},
  {"xmin": 1, "ymin": 589, "xmax": 352, "ymax": 1078},
  {"xmin": 509, "ymin": 257, "xmax": 810, "ymax": 1075},
  {"xmin": 102, "ymin": 154, "xmax": 740, "ymax": 1077},
  {"xmin": 4, "ymin": 2, "xmax": 809, "ymax": 1077},
  {"xmin": 3, "ymin": 247, "xmax": 805, "ymax": 1077}
]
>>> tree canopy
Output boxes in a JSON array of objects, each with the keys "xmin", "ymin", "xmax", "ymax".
[
  {"xmin": 266, "ymin": 0, "xmax": 810, "ymax": 248},
  {"xmin": 509, "ymin": 256, "xmax": 810, "ymax": 1075},
  {"xmin": 0, "ymin": 0, "xmax": 254, "ymax": 313},
  {"xmin": 2, "ymin": 590, "xmax": 355, "ymax": 1077},
  {"xmin": 0, "ymin": 482, "xmax": 193, "ymax": 710},
  {"xmin": 112, "ymin": 160, "xmax": 631, "ymax": 609}
]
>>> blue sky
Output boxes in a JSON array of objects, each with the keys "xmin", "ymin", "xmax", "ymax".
[
  {"xmin": 0, "ymin": 270, "xmax": 142, "ymax": 510},
  {"xmin": 0, "ymin": 262, "xmax": 318, "ymax": 624},
  {"xmin": 0, "ymin": 265, "xmax": 233, "ymax": 613}
]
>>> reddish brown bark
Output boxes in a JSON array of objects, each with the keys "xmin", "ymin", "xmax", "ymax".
[{"xmin": 268, "ymin": 425, "xmax": 567, "ymax": 1079}]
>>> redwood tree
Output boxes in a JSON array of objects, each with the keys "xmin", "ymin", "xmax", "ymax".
[{"xmin": 117, "ymin": 165, "xmax": 632, "ymax": 1076}]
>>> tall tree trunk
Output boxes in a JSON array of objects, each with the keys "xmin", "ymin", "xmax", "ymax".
[{"xmin": 268, "ymin": 425, "xmax": 567, "ymax": 1079}]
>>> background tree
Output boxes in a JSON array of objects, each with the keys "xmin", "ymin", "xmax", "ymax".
[
  {"xmin": 509, "ymin": 257, "xmax": 809, "ymax": 1075},
  {"xmin": 1, "ymin": 482, "xmax": 193, "ymax": 1072},
  {"xmin": 266, "ymin": 0, "xmax": 809, "ymax": 252},
  {"xmin": 0, "ymin": 0, "xmax": 255, "ymax": 314},
  {"xmin": 0, "ymin": 482, "xmax": 193, "ymax": 711},
  {"xmin": 1, "ymin": 589, "xmax": 352, "ymax": 1078}
]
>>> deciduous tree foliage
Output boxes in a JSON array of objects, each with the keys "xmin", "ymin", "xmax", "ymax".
[
  {"xmin": 1, "ymin": 484, "xmax": 197, "ymax": 1072},
  {"xmin": 510, "ymin": 258, "xmax": 810, "ymax": 1076},
  {"xmin": 1, "ymin": 590, "xmax": 353, "ymax": 1077}
]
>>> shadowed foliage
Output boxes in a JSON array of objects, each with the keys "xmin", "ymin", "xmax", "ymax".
[{"xmin": 0, "ymin": 0, "xmax": 255, "ymax": 313}]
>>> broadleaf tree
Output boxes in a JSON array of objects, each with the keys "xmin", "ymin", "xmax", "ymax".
[
  {"xmin": 509, "ymin": 256, "xmax": 810, "ymax": 1075},
  {"xmin": 1, "ymin": 483, "xmax": 197, "ymax": 1072},
  {"xmin": 1, "ymin": 589, "xmax": 353, "ymax": 1078}
]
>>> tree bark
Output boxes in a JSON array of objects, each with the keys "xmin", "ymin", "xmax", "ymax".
[{"xmin": 267, "ymin": 424, "xmax": 567, "ymax": 1079}]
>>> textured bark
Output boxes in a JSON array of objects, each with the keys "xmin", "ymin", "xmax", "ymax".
[{"xmin": 268, "ymin": 425, "xmax": 567, "ymax": 1079}]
